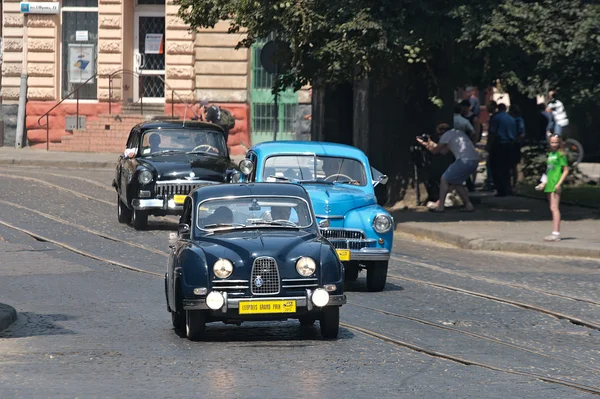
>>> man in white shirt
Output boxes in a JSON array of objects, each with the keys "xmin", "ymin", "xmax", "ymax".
[
  {"xmin": 416, "ymin": 123, "xmax": 479, "ymax": 212},
  {"xmin": 547, "ymin": 90, "xmax": 569, "ymax": 136}
]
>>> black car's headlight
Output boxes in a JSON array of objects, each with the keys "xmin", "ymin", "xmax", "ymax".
[
  {"xmin": 296, "ymin": 257, "xmax": 316, "ymax": 277},
  {"xmin": 138, "ymin": 170, "xmax": 153, "ymax": 185},
  {"xmin": 373, "ymin": 214, "xmax": 393, "ymax": 233},
  {"xmin": 214, "ymin": 258, "xmax": 233, "ymax": 279}
]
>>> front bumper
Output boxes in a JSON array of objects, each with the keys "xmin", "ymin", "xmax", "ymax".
[
  {"xmin": 347, "ymin": 248, "xmax": 390, "ymax": 261},
  {"xmin": 132, "ymin": 198, "xmax": 183, "ymax": 211},
  {"xmin": 183, "ymin": 292, "xmax": 347, "ymax": 312}
]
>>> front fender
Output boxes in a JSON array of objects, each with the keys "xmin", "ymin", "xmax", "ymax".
[
  {"xmin": 320, "ymin": 244, "xmax": 344, "ymax": 293},
  {"xmin": 179, "ymin": 247, "xmax": 209, "ymax": 298},
  {"xmin": 344, "ymin": 205, "xmax": 394, "ymax": 250}
]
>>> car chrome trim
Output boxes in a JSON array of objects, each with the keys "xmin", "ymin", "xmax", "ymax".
[
  {"xmin": 210, "ymin": 285, "xmax": 249, "ymax": 290},
  {"xmin": 281, "ymin": 278, "xmax": 318, "ymax": 282},
  {"xmin": 282, "ymin": 284, "xmax": 318, "ymax": 289},
  {"xmin": 348, "ymin": 248, "xmax": 390, "ymax": 261},
  {"xmin": 156, "ymin": 179, "xmax": 219, "ymax": 185},
  {"xmin": 315, "ymin": 215, "xmax": 345, "ymax": 220},
  {"xmin": 251, "ymin": 257, "xmax": 280, "ymax": 295},
  {"xmin": 183, "ymin": 294, "xmax": 346, "ymax": 310}
]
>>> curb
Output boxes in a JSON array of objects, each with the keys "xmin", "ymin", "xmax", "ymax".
[
  {"xmin": 0, "ymin": 303, "xmax": 17, "ymax": 332},
  {"xmin": 397, "ymin": 223, "xmax": 600, "ymax": 259},
  {"xmin": 0, "ymin": 159, "xmax": 114, "ymax": 169}
]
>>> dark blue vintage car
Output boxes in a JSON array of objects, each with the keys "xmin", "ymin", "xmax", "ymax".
[{"xmin": 165, "ymin": 182, "xmax": 346, "ymax": 341}]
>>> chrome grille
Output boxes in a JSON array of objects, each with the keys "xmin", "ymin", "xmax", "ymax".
[
  {"xmin": 212, "ymin": 279, "xmax": 249, "ymax": 296},
  {"xmin": 320, "ymin": 228, "xmax": 373, "ymax": 250},
  {"xmin": 155, "ymin": 181, "xmax": 213, "ymax": 197},
  {"xmin": 282, "ymin": 278, "xmax": 318, "ymax": 289},
  {"xmin": 251, "ymin": 257, "xmax": 280, "ymax": 295}
]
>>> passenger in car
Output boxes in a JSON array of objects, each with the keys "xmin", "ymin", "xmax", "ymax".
[{"xmin": 149, "ymin": 133, "xmax": 162, "ymax": 153}]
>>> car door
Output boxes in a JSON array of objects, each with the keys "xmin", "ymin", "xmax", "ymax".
[{"xmin": 120, "ymin": 128, "xmax": 141, "ymax": 205}]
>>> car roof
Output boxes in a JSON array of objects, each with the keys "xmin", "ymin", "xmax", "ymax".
[
  {"xmin": 191, "ymin": 182, "xmax": 311, "ymax": 202},
  {"xmin": 136, "ymin": 120, "xmax": 224, "ymax": 133},
  {"xmin": 250, "ymin": 141, "xmax": 368, "ymax": 162}
]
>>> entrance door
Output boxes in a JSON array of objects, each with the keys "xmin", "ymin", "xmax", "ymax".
[{"xmin": 133, "ymin": 12, "xmax": 165, "ymax": 102}]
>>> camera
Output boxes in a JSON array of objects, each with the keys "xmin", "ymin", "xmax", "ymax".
[{"xmin": 417, "ymin": 134, "xmax": 429, "ymax": 142}]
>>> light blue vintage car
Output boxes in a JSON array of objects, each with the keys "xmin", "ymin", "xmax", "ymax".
[{"xmin": 237, "ymin": 141, "xmax": 393, "ymax": 292}]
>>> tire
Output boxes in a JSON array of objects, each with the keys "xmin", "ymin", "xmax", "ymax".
[
  {"xmin": 299, "ymin": 316, "xmax": 316, "ymax": 326},
  {"xmin": 170, "ymin": 283, "xmax": 185, "ymax": 332},
  {"xmin": 132, "ymin": 209, "xmax": 148, "ymax": 230},
  {"xmin": 344, "ymin": 262, "xmax": 360, "ymax": 282},
  {"xmin": 117, "ymin": 196, "xmax": 132, "ymax": 224},
  {"xmin": 564, "ymin": 138, "xmax": 584, "ymax": 166},
  {"xmin": 320, "ymin": 306, "xmax": 340, "ymax": 339},
  {"xmin": 185, "ymin": 310, "xmax": 206, "ymax": 341},
  {"xmin": 366, "ymin": 261, "xmax": 388, "ymax": 292}
]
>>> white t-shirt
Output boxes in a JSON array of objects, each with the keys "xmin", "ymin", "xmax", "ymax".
[
  {"xmin": 439, "ymin": 129, "xmax": 480, "ymax": 161},
  {"xmin": 548, "ymin": 99, "xmax": 569, "ymax": 127}
]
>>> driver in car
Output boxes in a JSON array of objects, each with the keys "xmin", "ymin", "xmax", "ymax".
[
  {"xmin": 191, "ymin": 135, "xmax": 219, "ymax": 154},
  {"xmin": 149, "ymin": 133, "xmax": 162, "ymax": 154},
  {"xmin": 270, "ymin": 205, "xmax": 292, "ymax": 221},
  {"xmin": 321, "ymin": 158, "xmax": 360, "ymax": 185}
]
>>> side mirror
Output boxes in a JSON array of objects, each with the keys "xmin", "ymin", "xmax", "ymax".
[
  {"xmin": 177, "ymin": 223, "xmax": 190, "ymax": 237},
  {"xmin": 379, "ymin": 175, "xmax": 389, "ymax": 185}
]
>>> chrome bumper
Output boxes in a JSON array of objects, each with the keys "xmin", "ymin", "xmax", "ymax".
[
  {"xmin": 348, "ymin": 248, "xmax": 390, "ymax": 261},
  {"xmin": 183, "ymin": 293, "xmax": 347, "ymax": 311},
  {"xmin": 131, "ymin": 198, "xmax": 183, "ymax": 211}
]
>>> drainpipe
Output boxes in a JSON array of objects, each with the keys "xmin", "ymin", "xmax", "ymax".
[{"xmin": 15, "ymin": 14, "xmax": 28, "ymax": 149}]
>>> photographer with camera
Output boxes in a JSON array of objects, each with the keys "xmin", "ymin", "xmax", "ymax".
[{"xmin": 416, "ymin": 123, "xmax": 479, "ymax": 212}]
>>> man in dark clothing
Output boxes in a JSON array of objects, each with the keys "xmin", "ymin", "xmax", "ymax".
[
  {"xmin": 467, "ymin": 86, "xmax": 481, "ymax": 118},
  {"xmin": 200, "ymin": 100, "xmax": 229, "ymax": 144},
  {"xmin": 488, "ymin": 103, "xmax": 518, "ymax": 196}
]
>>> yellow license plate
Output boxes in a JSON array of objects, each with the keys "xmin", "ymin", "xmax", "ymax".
[
  {"xmin": 239, "ymin": 300, "xmax": 297, "ymax": 315},
  {"xmin": 336, "ymin": 249, "xmax": 351, "ymax": 261},
  {"xmin": 173, "ymin": 195, "xmax": 187, "ymax": 204}
]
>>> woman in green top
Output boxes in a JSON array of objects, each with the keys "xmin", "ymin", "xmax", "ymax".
[{"xmin": 535, "ymin": 135, "xmax": 569, "ymax": 242}]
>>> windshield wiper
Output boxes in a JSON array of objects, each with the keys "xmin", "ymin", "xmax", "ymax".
[
  {"xmin": 150, "ymin": 150, "xmax": 186, "ymax": 156},
  {"xmin": 203, "ymin": 223, "xmax": 246, "ymax": 229},
  {"xmin": 187, "ymin": 150, "xmax": 218, "ymax": 156},
  {"xmin": 250, "ymin": 220, "xmax": 298, "ymax": 227},
  {"xmin": 267, "ymin": 175, "xmax": 291, "ymax": 182},
  {"xmin": 333, "ymin": 179, "xmax": 360, "ymax": 185}
]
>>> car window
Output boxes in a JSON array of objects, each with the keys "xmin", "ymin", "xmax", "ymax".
[
  {"xmin": 139, "ymin": 129, "xmax": 226, "ymax": 156},
  {"xmin": 196, "ymin": 196, "xmax": 313, "ymax": 231},
  {"xmin": 263, "ymin": 155, "xmax": 367, "ymax": 186}
]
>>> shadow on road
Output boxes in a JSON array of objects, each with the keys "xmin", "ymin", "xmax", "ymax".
[{"xmin": 0, "ymin": 312, "xmax": 77, "ymax": 338}]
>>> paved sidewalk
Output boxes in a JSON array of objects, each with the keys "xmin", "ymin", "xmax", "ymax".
[
  {"xmin": 0, "ymin": 147, "xmax": 245, "ymax": 169},
  {"xmin": 0, "ymin": 302, "xmax": 17, "ymax": 332},
  {"xmin": 392, "ymin": 193, "xmax": 600, "ymax": 259}
]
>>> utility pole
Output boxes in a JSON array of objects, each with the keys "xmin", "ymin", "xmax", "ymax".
[{"xmin": 15, "ymin": 14, "xmax": 28, "ymax": 149}]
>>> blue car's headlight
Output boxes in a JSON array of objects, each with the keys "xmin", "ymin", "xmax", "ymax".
[
  {"xmin": 138, "ymin": 169, "xmax": 153, "ymax": 185},
  {"xmin": 373, "ymin": 214, "xmax": 393, "ymax": 233}
]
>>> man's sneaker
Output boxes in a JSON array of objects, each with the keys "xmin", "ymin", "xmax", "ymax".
[{"xmin": 544, "ymin": 234, "xmax": 561, "ymax": 242}]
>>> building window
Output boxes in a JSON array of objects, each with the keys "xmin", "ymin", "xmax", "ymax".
[{"xmin": 61, "ymin": 1, "xmax": 98, "ymax": 100}]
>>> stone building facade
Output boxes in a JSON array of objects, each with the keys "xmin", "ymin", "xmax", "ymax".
[{"xmin": 1, "ymin": 0, "xmax": 310, "ymax": 154}]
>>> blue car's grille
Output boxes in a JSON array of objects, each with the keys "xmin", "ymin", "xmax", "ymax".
[
  {"xmin": 251, "ymin": 257, "xmax": 280, "ymax": 295},
  {"xmin": 320, "ymin": 229, "xmax": 372, "ymax": 250}
]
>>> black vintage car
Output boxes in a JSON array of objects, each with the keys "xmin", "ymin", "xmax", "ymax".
[
  {"xmin": 165, "ymin": 182, "xmax": 346, "ymax": 341},
  {"xmin": 113, "ymin": 120, "xmax": 235, "ymax": 230}
]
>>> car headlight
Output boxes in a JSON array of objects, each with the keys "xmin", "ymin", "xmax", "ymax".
[
  {"xmin": 239, "ymin": 159, "xmax": 254, "ymax": 175},
  {"xmin": 373, "ymin": 214, "xmax": 393, "ymax": 233},
  {"xmin": 138, "ymin": 170, "xmax": 153, "ymax": 185},
  {"xmin": 296, "ymin": 257, "xmax": 316, "ymax": 277},
  {"xmin": 213, "ymin": 258, "xmax": 233, "ymax": 279}
]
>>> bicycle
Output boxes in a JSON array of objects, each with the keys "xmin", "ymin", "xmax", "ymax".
[{"xmin": 562, "ymin": 137, "xmax": 584, "ymax": 167}]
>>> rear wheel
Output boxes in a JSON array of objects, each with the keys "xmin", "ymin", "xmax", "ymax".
[
  {"xmin": 344, "ymin": 262, "xmax": 360, "ymax": 282},
  {"xmin": 185, "ymin": 310, "xmax": 206, "ymax": 341},
  {"xmin": 117, "ymin": 196, "xmax": 132, "ymax": 224},
  {"xmin": 132, "ymin": 209, "xmax": 148, "ymax": 230},
  {"xmin": 366, "ymin": 261, "xmax": 388, "ymax": 292},
  {"xmin": 320, "ymin": 306, "xmax": 340, "ymax": 339}
]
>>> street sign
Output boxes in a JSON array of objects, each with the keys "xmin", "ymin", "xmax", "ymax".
[{"xmin": 20, "ymin": 2, "xmax": 60, "ymax": 14}]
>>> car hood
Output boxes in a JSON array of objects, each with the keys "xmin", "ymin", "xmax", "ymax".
[
  {"xmin": 301, "ymin": 184, "xmax": 376, "ymax": 217},
  {"xmin": 196, "ymin": 229, "xmax": 322, "ymax": 277},
  {"xmin": 139, "ymin": 153, "xmax": 230, "ymax": 181}
]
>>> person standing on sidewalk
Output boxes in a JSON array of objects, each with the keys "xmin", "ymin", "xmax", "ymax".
[
  {"xmin": 547, "ymin": 90, "xmax": 569, "ymax": 137},
  {"xmin": 416, "ymin": 124, "xmax": 479, "ymax": 212},
  {"xmin": 488, "ymin": 103, "xmax": 518, "ymax": 196},
  {"xmin": 535, "ymin": 135, "xmax": 570, "ymax": 242}
]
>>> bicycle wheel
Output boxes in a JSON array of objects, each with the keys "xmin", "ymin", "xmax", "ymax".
[{"xmin": 564, "ymin": 138, "xmax": 584, "ymax": 166}]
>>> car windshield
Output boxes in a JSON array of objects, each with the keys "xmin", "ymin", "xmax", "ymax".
[
  {"xmin": 262, "ymin": 155, "xmax": 367, "ymax": 186},
  {"xmin": 139, "ymin": 129, "xmax": 226, "ymax": 156},
  {"xmin": 197, "ymin": 196, "xmax": 313, "ymax": 231}
]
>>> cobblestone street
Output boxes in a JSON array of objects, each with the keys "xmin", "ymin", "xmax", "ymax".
[{"xmin": 0, "ymin": 165, "xmax": 599, "ymax": 398}]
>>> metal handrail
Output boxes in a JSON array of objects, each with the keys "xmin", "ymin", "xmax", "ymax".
[
  {"xmin": 108, "ymin": 69, "xmax": 201, "ymax": 120},
  {"xmin": 37, "ymin": 72, "xmax": 98, "ymax": 151}
]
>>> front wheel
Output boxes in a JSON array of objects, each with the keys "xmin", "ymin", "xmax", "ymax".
[
  {"xmin": 344, "ymin": 262, "xmax": 360, "ymax": 282},
  {"xmin": 320, "ymin": 306, "xmax": 340, "ymax": 339},
  {"xmin": 186, "ymin": 310, "xmax": 206, "ymax": 341},
  {"xmin": 366, "ymin": 261, "xmax": 388, "ymax": 292},
  {"xmin": 117, "ymin": 196, "xmax": 132, "ymax": 224},
  {"xmin": 132, "ymin": 209, "xmax": 148, "ymax": 230}
]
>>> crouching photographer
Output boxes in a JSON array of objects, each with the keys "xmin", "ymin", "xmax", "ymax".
[{"xmin": 416, "ymin": 123, "xmax": 479, "ymax": 212}]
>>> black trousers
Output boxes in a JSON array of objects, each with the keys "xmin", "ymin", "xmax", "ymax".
[{"xmin": 489, "ymin": 142, "xmax": 514, "ymax": 196}]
